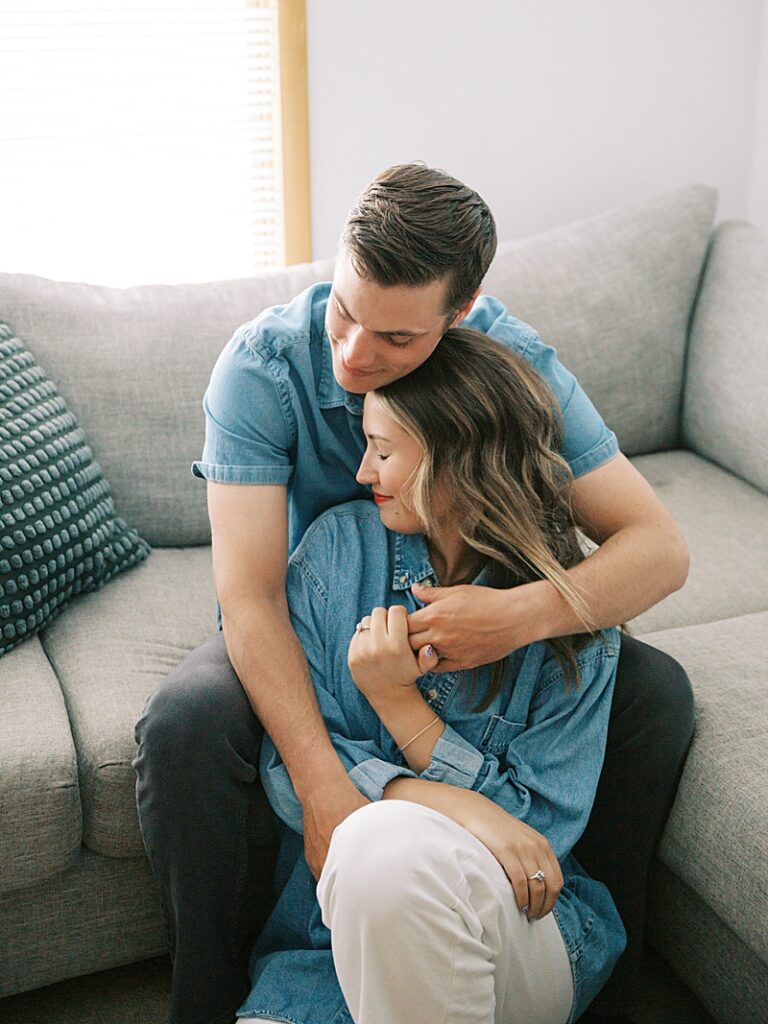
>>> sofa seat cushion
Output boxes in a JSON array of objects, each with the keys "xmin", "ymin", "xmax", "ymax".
[
  {"xmin": 628, "ymin": 450, "xmax": 768, "ymax": 634},
  {"xmin": 38, "ymin": 546, "xmax": 220, "ymax": 857},
  {"xmin": 0, "ymin": 636, "xmax": 81, "ymax": 893},
  {"xmin": 639, "ymin": 612, "xmax": 768, "ymax": 968}
]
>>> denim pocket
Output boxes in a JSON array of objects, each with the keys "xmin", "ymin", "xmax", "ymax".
[{"xmin": 478, "ymin": 714, "xmax": 526, "ymax": 754}]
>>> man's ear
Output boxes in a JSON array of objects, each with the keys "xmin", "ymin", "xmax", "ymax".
[{"xmin": 449, "ymin": 286, "xmax": 482, "ymax": 328}]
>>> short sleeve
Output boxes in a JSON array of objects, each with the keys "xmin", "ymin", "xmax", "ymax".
[
  {"xmin": 192, "ymin": 326, "xmax": 296, "ymax": 485},
  {"xmin": 465, "ymin": 296, "xmax": 620, "ymax": 478},
  {"xmin": 520, "ymin": 334, "xmax": 620, "ymax": 478}
]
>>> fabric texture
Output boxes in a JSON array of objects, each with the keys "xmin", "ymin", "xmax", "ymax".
[
  {"xmin": 0, "ymin": 635, "xmax": 81, "ymax": 892},
  {"xmin": 647, "ymin": 861, "xmax": 768, "ymax": 1024},
  {"xmin": 313, "ymin": 801, "xmax": 573, "ymax": 1024},
  {"xmin": 0, "ymin": 322, "xmax": 150, "ymax": 657},
  {"xmin": 39, "ymin": 546, "xmax": 219, "ymax": 857},
  {"xmin": 683, "ymin": 221, "xmax": 768, "ymax": 495},
  {"xmin": 0, "ymin": 260, "xmax": 336, "ymax": 547},
  {"xmin": 482, "ymin": 184, "xmax": 717, "ymax": 456},
  {"xmin": 0, "ymin": 846, "xmax": 167, "ymax": 998},
  {"xmin": 639, "ymin": 612, "xmax": 768, "ymax": 968},
  {"xmin": 628, "ymin": 450, "xmax": 768, "ymax": 634}
]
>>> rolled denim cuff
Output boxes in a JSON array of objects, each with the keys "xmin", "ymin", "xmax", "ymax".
[
  {"xmin": 349, "ymin": 757, "xmax": 418, "ymax": 802},
  {"xmin": 419, "ymin": 723, "xmax": 485, "ymax": 789}
]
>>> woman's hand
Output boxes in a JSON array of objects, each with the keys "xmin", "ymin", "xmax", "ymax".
[
  {"xmin": 348, "ymin": 605, "xmax": 438, "ymax": 707},
  {"xmin": 455, "ymin": 788, "xmax": 564, "ymax": 919}
]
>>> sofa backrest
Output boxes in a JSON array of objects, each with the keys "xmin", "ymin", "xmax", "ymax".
[
  {"xmin": 682, "ymin": 221, "xmax": 768, "ymax": 496},
  {"xmin": 483, "ymin": 184, "xmax": 717, "ymax": 458},
  {"xmin": 0, "ymin": 261, "xmax": 334, "ymax": 547},
  {"xmin": 0, "ymin": 184, "xmax": 717, "ymax": 548}
]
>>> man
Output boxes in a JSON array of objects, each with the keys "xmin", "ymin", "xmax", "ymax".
[{"xmin": 134, "ymin": 163, "xmax": 694, "ymax": 1024}]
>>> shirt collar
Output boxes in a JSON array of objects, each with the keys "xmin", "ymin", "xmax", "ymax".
[{"xmin": 391, "ymin": 531, "xmax": 493, "ymax": 592}]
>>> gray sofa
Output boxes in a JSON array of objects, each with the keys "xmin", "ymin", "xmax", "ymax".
[{"xmin": 1, "ymin": 185, "xmax": 766, "ymax": 1022}]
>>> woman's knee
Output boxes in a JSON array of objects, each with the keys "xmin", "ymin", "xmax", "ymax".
[
  {"xmin": 318, "ymin": 801, "xmax": 483, "ymax": 921},
  {"xmin": 134, "ymin": 632, "xmax": 261, "ymax": 756}
]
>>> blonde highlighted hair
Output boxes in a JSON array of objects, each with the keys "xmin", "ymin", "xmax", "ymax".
[{"xmin": 376, "ymin": 327, "xmax": 618, "ymax": 711}]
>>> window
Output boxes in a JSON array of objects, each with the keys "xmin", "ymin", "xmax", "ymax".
[{"xmin": 0, "ymin": 0, "xmax": 311, "ymax": 285}]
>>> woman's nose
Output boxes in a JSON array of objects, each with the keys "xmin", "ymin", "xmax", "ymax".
[{"xmin": 356, "ymin": 454, "xmax": 376, "ymax": 485}]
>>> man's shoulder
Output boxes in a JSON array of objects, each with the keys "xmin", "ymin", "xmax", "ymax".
[
  {"xmin": 234, "ymin": 280, "xmax": 331, "ymax": 363},
  {"xmin": 462, "ymin": 294, "xmax": 540, "ymax": 356}
]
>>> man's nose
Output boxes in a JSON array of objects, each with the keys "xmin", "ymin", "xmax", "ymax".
[{"xmin": 343, "ymin": 326, "xmax": 377, "ymax": 369}]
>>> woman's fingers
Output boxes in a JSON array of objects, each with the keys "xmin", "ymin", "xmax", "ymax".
[
  {"xmin": 525, "ymin": 866, "xmax": 547, "ymax": 920},
  {"xmin": 499, "ymin": 854, "xmax": 530, "ymax": 914}
]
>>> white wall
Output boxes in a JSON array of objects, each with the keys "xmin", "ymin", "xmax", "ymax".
[
  {"xmin": 306, "ymin": 0, "xmax": 765, "ymax": 258},
  {"xmin": 749, "ymin": 0, "xmax": 768, "ymax": 230}
]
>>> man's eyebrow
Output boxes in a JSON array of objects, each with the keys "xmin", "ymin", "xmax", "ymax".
[{"xmin": 334, "ymin": 291, "xmax": 426, "ymax": 337}]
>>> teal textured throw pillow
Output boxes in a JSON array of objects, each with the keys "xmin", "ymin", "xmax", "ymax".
[{"xmin": 0, "ymin": 321, "xmax": 151, "ymax": 656}]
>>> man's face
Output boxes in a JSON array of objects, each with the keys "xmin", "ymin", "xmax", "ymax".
[{"xmin": 326, "ymin": 249, "xmax": 456, "ymax": 393}]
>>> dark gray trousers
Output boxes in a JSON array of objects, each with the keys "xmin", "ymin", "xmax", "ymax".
[{"xmin": 133, "ymin": 630, "xmax": 694, "ymax": 1024}]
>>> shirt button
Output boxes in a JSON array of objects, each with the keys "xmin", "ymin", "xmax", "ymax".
[
  {"xmin": 399, "ymin": 573, "xmax": 408, "ymax": 584},
  {"xmin": 427, "ymin": 688, "xmax": 438, "ymax": 701}
]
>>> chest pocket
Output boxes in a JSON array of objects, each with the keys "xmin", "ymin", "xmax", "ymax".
[{"xmin": 479, "ymin": 714, "xmax": 526, "ymax": 755}]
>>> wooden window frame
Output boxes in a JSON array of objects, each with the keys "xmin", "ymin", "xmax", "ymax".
[{"xmin": 276, "ymin": 0, "xmax": 312, "ymax": 264}]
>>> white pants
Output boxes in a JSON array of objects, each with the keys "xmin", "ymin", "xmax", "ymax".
[{"xmin": 305, "ymin": 800, "xmax": 574, "ymax": 1024}]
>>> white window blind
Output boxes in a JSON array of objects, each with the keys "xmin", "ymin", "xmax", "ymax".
[{"xmin": 0, "ymin": 0, "xmax": 287, "ymax": 285}]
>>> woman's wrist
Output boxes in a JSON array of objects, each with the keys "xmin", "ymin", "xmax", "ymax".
[{"xmin": 373, "ymin": 690, "xmax": 445, "ymax": 773}]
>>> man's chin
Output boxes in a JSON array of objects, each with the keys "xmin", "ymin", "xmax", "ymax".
[{"xmin": 335, "ymin": 368, "xmax": 381, "ymax": 393}]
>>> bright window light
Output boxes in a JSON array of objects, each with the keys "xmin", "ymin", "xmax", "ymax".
[{"xmin": 0, "ymin": 0, "xmax": 285, "ymax": 285}]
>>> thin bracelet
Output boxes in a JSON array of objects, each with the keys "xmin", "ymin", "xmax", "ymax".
[{"xmin": 399, "ymin": 714, "xmax": 442, "ymax": 753}]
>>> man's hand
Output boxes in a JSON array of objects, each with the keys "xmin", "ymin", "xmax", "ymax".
[
  {"xmin": 302, "ymin": 776, "xmax": 371, "ymax": 880},
  {"xmin": 348, "ymin": 604, "xmax": 439, "ymax": 704},
  {"xmin": 407, "ymin": 582, "xmax": 549, "ymax": 673}
]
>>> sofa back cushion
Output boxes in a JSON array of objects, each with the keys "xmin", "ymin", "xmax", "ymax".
[
  {"xmin": 0, "ymin": 261, "xmax": 334, "ymax": 546},
  {"xmin": 0, "ymin": 185, "xmax": 718, "ymax": 548},
  {"xmin": 483, "ymin": 184, "xmax": 717, "ymax": 456},
  {"xmin": 682, "ymin": 221, "xmax": 768, "ymax": 495}
]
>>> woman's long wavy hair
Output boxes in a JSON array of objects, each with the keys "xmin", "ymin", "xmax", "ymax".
[{"xmin": 376, "ymin": 327, "xmax": 622, "ymax": 712}]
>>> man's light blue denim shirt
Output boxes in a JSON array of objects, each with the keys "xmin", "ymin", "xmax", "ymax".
[
  {"xmin": 192, "ymin": 283, "xmax": 620, "ymax": 557},
  {"xmin": 238, "ymin": 502, "xmax": 626, "ymax": 1024}
]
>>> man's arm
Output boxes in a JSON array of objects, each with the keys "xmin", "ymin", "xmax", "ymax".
[
  {"xmin": 534, "ymin": 452, "xmax": 689, "ymax": 638},
  {"xmin": 207, "ymin": 481, "xmax": 368, "ymax": 873},
  {"xmin": 408, "ymin": 453, "xmax": 689, "ymax": 671}
]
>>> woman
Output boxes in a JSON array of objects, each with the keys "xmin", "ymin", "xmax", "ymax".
[{"xmin": 237, "ymin": 328, "xmax": 626, "ymax": 1024}]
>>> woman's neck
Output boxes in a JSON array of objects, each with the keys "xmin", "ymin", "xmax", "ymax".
[{"xmin": 427, "ymin": 528, "xmax": 483, "ymax": 587}]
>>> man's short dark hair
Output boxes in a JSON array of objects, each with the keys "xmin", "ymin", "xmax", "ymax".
[{"xmin": 341, "ymin": 162, "xmax": 498, "ymax": 315}]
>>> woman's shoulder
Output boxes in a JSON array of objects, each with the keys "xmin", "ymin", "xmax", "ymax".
[{"xmin": 289, "ymin": 499, "xmax": 391, "ymax": 572}]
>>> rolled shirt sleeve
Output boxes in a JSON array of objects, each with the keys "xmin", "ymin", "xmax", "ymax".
[{"xmin": 192, "ymin": 326, "xmax": 296, "ymax": 485}]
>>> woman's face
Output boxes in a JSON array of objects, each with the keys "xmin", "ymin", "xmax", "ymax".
[{"xmin": 356, "ymin": 392, "xmax": 425, "ymax": 533}]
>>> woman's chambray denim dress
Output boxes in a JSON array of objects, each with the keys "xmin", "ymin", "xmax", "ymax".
[{"xmin": 237, "ymin": 501, "xmax": 626, "ymax": 1024}]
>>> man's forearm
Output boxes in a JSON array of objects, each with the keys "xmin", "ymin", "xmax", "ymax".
[
  {"xmin": 222, "ymin": 597, "xmax": 348, "ymax": 800},
  {"xmin": 530, "ymin": 521, "xmax": 689, "ymax": 641}
]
